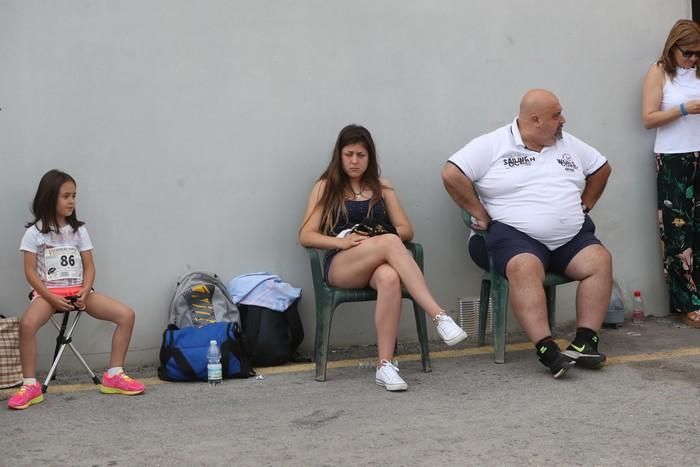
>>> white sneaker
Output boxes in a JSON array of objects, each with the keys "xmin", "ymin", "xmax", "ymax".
[
  {"xmin": 434, "ymin": 312, "xmax": 468, "ymax": 346},
  {"xmin": 375, "ymin": 360, "xmax": 408, "ymax": 391}
]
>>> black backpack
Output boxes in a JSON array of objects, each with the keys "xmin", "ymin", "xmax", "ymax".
[{"xmin": 238, "ymin": 299, "xmax": 306, "ymax": 367}]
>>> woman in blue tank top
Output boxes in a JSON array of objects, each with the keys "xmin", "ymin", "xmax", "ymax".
[{"xmin": 299, "ymin": 124, "xmax": 466, "ymax": 391}]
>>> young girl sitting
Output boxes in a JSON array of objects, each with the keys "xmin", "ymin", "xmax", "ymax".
[{"xmin": 8, "ymin": 169, "xmax": 145, "ymax": 410}]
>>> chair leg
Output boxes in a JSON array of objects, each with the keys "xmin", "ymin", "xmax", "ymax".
[
  {"xmin": 545, "ymin": 286, "xmax": 556, "ymax": 333},
  {"xmin": 478, "ymin": 279, "xmax": 491, "ymax": 346},
  {"xmin": 314, "ymin": 302, "xmax": 334, "ymax": 382},
  {"xmin": 411, "ymin": 300, "xmax": 432, "ymax": 373},
  {"xmin": 491, "ymin": 274, "xmax": 509, "ymax": 364}
]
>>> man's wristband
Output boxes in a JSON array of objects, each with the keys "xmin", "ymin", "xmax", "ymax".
[
  {"xmin": 681, "ymin": 103, "xmax": 689, "ymax": 116},
  {"xmin": 581, "ymin": 202, "xmax": 590, "ymax": 214}
]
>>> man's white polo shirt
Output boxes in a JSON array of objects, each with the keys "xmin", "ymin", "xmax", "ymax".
[{"xmin": 448, "ymin": 117, "xmax": 608, "ymax": 250}]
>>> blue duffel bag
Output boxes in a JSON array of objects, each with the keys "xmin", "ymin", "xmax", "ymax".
[{"xmin": 158, "ymin": 322, "xmax": 254, "ymax": 381}]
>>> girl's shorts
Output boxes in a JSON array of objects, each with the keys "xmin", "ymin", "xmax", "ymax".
[{"xmin": 28, "ymin": 286, "xmax": 85, "ymax": 302}]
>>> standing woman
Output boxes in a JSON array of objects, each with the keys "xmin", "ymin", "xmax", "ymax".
[
  {"xmin": 299, "ymin": 124, "xmax": 466, "ymax": 391},
  {"xmin": 643, "ymin": 19, "xmax": 700, "ymax": 327}
]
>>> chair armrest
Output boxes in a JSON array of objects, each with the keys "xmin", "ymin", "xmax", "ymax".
[
  {"xmin": 461, "ymin": 209, "xmax": 496, "ymax": 273},
  {"xmin": 306, "ymin": 248, "xmax": 326, "ymax": 289},
  {"xmin": 461, "ymin": 209, "xmax": 487, "ymax": 238}
]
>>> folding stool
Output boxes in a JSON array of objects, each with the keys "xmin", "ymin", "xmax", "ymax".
[{"xmin": 42, "ymin": 307, "xmax": 101, "ymax": 393}]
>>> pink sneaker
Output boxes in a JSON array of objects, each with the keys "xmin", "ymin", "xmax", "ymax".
[
  {"xmin": 100, "ymin": 372, "xmax": 145, "ymax": 395},
  {"xmin": 7, "ymin": 382, "xmax": 44, "ymax": 410}
]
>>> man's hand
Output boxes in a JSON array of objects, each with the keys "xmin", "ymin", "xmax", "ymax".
[
  {"xmin": 470, "ymin": 215, "xmax": 491, "ymax": 231},
  {"xmin": 442, "ymin": 163, "xmax": 492, "ymax": 230}
]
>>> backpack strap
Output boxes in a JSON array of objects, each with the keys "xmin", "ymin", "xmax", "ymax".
[{"xmin": 221, "ymin": 322, "xmax": 255, "ymax": 377}]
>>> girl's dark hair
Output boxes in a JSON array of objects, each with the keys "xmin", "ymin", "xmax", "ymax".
[
  {"xmin": 317, "ymin": 124, "xmax": 388, "ymax": 233},
  {"xmin": 26, "ymin": 169, "xmax": 84, "ymax": 233}
]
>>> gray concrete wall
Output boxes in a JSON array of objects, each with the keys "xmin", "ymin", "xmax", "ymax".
[{"xmin": 0, "ymin": 1, "xmax": 690, "ymax": 369}]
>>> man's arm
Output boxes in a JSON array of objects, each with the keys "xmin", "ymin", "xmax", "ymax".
[
  {"xmin": 441, "ymin": 162, "xmax": 491, "ymax": 230},
  {"xmin": 581, "ymin": 162, "xmax": 612, "ymax": 213}
]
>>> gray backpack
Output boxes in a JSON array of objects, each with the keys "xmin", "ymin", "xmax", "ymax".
[{"xmin": 168, "ymin": 272, "xmax": 240, "ymax": 328}]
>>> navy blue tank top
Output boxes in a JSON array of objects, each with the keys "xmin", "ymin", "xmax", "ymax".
[{"xmin": 329, "ymin": 198, "xmax": 391, "ymax": 235}]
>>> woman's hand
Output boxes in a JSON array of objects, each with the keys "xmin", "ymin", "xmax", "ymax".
[
  {"xmin": 685, "ymin": 100, "xmax": 700, "ymax": 115},
  {"xmin": 339, "ymin": 232, "xmax": 368, "ymax": 250}
]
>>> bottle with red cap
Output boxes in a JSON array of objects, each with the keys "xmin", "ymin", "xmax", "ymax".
[{"xmin": 632, "ymin": 290, "xmax": 645, "ymax": 323}]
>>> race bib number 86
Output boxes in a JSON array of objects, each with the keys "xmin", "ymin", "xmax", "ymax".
[{"xmin": 44, "ymin": 246, "xmax": 83, "ymax": 281}]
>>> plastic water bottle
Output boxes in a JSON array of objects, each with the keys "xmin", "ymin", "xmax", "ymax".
[
  {"xmin": 603, "ymin": 280, "xmax": 625, "ymax": 328},
  {"xmin": 632, "ymin": 290, "xmax": 645, "ymax": 323},
  {"xmin": 207, "ymin": 340, "xmax": 222, "ymax": 386}
]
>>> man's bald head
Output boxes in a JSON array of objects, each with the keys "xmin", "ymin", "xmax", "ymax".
[
  {"xmin": 519, "ymin": 89, "xmax": 560, "ymax": 120},
  {"xmin": 517, "ymin": 89, "xmax": 566, "ymax": 151}
]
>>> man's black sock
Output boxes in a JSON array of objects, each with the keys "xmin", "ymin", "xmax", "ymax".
[
  {"xmin": 572, "ymin": 327, "xmax": 598, "ymax": 347},
  {"xmin": 535, "ymin": 336, "xmax": 560, "ymax": 363}
]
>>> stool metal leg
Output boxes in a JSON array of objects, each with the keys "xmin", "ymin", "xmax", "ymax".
[{"xmin": 42, "ymin": 311, "xmax": 101, "ymax": 393}]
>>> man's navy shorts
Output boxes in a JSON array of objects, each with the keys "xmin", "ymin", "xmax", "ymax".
[{"xmin": 468, "ymin": 215, "xmax": 602, "ymax": 277}]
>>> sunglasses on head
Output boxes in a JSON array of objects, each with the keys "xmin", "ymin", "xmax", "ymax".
[{"xmin": 676, "ymin": 44, "xmax": 700, "ymax": 59}]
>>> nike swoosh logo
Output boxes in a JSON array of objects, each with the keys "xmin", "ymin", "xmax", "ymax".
[{"xmin": 570, "ymin": 343, "xmax": 586, "ymax": 352}]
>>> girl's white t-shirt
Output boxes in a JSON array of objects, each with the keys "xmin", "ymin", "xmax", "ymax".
[{"xmin": 20, "ymin": 223, "xmax": 93, "ymax": 288}]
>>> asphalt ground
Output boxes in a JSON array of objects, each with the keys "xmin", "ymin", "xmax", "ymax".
[{"xmin": 1, "ymin": 316, "xmax": 699, "ymax": 467}]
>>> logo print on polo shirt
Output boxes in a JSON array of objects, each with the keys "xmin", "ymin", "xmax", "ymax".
[
  {"xmin": 502, "ymin": 152, "xmax": 536, "ymax": 168},
  {"xmin": 557, "ymin": 153, "xmax": 578, "ymax": 172}
]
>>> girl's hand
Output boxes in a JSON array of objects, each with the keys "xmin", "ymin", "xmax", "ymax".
[
  {"xmin": 340, "ymin": 232, "xmax": 368, "ymax": 250},
  {"xmin": 50, "ymin": 295, "xmax": 76, "ymax": 312},
  {"xmin": 74, "ymin": 288, "xmax": 90, "ymax": 310}
]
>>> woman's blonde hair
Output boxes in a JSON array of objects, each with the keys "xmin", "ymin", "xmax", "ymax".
[{"xmin": 659, "ymin": 19, "xmax": 700, "ymax": 79}]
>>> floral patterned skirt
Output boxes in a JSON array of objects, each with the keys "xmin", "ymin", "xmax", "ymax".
[{"xmin": 656, "ymin": 151, "xmax": 700, "ymax": 314}]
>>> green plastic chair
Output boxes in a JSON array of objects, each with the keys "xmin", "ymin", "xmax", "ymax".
[
  {"xmin": 306, "ymin": 242, "xmax": 432, "ymax": 381},
  {"xmin": 461, "ymin": 210, "xmax": 572, "ymax": 363}
]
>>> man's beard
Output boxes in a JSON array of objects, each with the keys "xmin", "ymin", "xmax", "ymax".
[{"xmin": 555, "ymin": 125, "xmax": 563, "ymax": 140}]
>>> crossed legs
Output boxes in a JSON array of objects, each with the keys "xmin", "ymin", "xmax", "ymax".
[{"xmin": 328, "ymin": 234, "xmax": 446, "ymax": 362}]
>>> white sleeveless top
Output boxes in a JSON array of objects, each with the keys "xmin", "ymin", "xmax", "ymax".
[{"xmin": 655, "ymin": 66, "xmax": 700, "ymax": 154}]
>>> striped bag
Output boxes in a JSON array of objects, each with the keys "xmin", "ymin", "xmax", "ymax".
[{"xmin": 0, "ymin": 315, "xmax": 23, "ymax": 389}]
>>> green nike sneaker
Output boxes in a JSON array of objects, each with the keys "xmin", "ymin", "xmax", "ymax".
[
  {"xmin": 537, "ymin": 342, "xmax": 574, "ymax": 379},
  {"xmin": 563, "ymin": 336, "xmax": 606, "ymax": 369}
]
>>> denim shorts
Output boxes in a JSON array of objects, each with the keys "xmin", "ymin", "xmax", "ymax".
[
  {"xmin": 468, "ymin": 215, "xmax": 601, "ymax": 277},
  {"xmin": 323, "ymin": 249, "xmax": 340, "ymax": 282}
]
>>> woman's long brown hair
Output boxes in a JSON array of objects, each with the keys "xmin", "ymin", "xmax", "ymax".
[{"xmin": 307, "ymin": 124, "xmax": 388, "ymax": 234}]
